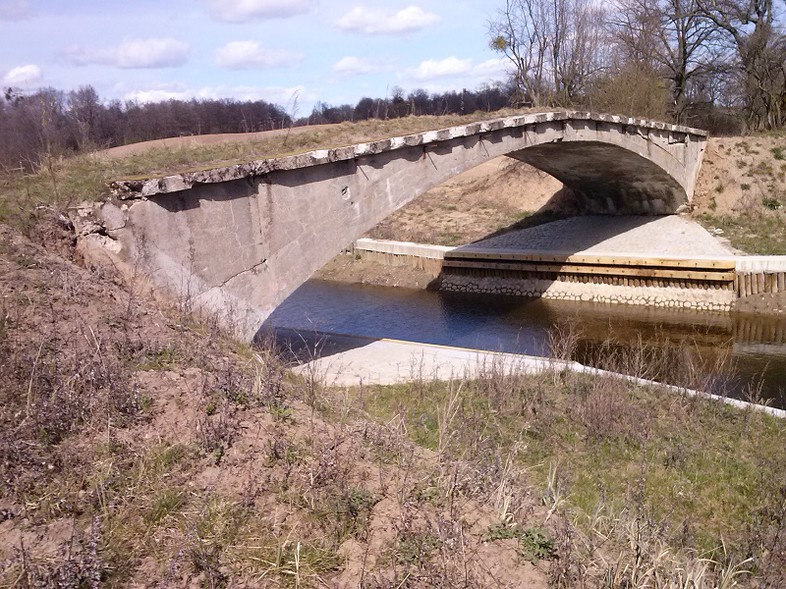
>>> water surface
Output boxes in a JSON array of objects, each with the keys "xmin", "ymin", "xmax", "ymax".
[{"xmin": 264, "ymin": 280, "xmax": 786, "ymax": 408}]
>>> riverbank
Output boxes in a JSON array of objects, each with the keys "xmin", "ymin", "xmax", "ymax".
[
  {"xmin": 3, "ymin": 220, "xmax": 786, "ymax": 586},
  {"xmin": 317, "ymin": 217, "xmax": 786, "ymax": 315},
  {"xmin": 282, "ymin": 330, "xmax": 785, "ymax": 418},
  {"xmin": 316, "ymin": 249, "xmax": 438, "ymax": 290}
]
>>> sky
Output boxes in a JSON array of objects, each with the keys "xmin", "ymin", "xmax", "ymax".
[{"xmin": 0, "ymin": 0, "xmax": 511, "ymax": 113}]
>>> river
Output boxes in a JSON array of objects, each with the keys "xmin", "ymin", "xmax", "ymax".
[{"xmin": 263, "ymin": 279, "xmax": 786, "ymax": 409}]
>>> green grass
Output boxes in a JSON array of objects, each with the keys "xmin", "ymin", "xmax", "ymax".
[
  {"xmin": 355, "ymin": 370, "xmax": 786, "ymax": 567},
  {"xmin": 700, "ymin": 213, "xmax": 786, "ymax": 254}
]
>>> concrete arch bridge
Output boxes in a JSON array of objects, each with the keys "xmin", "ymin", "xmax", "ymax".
[{"xmin": 80, "ymin": 111, "xmax": 708, "ymax": 338}]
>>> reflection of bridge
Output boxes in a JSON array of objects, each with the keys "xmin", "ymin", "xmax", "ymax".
[{"xmin": 83, "ymin": 112, "xmax": 708, "ymax": 337}]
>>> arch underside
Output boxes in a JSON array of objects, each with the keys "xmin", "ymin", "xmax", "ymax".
[{"xmin": 507, "ymin": 141, "xmax": 688, "ymax": 215}]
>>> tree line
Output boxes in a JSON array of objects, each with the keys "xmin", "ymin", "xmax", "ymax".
[
  {"xmin": 488, "ymin": 0, "xmax": 786, "ymax": 131},
  {"xmin": 0, "ymin": 87, "xmax": 292, "ymax": 173},
  {"xmin": 2, "ymin": 0, "xmax": 784, "ymax": 174}
]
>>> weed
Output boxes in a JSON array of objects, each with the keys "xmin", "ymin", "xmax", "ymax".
[
  {"xmin": 144, "ymin": 489, "xmax": 186, "ymax": 525},
  {"xmin": 771, "ymin": 146, "xmax": 784, "ymax": 160},
  {"xmin": 185, "ymin": 497, "xmax": 243, "ymax": 587},
  {"xmin": 251, "ymin": 350, "xmax": 289, "ymax": 414},
  {"xmin": 487, "ymin": 523, "xmax": 557, "ymax": 562},
  {"xmin": 7, "ymin": 518, "xmax": 105, "ymax": 589},
  {"xmin": 395, "ymin": 530, "xmax": 441, "ymax": 567},
  {"xmin": 196, "ymin": 403, "xmax": 238, "ymax": 464},
  {"xmin": 138, "ymin": 344, "xmax": 180, "ymax": 370},
  {"xmin": 740, "ymin": 182, "xmax": 751, "ymax": 191}
]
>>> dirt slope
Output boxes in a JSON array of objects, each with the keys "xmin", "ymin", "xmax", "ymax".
[{"xmin": 0, "ymin": 223, "xmax": 550, "ymax": 587}]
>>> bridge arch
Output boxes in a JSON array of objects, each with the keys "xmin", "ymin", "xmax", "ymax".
[{"xmin": 84, "ymin": 112, "xmax": 707, "ymax": 338}]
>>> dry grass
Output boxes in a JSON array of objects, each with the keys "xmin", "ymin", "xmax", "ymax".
[
  {"xmin": 0, "ymin": 111, "xmax": 526, "ymax": 232},
  {"xmin": 351, "ymin": 335, "xmax": 786, "ymax": 588},
  {"xmin": 694, "ymin": 135, "xmax": 786, "ymax": 254},
  {"xmin": 0, "ymin": 223, "xmax": 551, "ymax": 587}
]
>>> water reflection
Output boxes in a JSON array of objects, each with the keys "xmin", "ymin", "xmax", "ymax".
[{"xmin": 264, "ymin": 280, "xmax": 786, "ymax": 408}]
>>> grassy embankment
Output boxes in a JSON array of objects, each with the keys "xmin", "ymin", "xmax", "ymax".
[
  {"xmin": 2, "ymin": 229, "xmax": 785, "ymax": 586},
  {"xmin": 0, "ymin": 112, "xmax": 519, "ymax": 231},
  {"xmin": 1, "ymin": 113, "xmax": 786, "ymax": 586},
  {"xmin": 695, "ymin": 135, "xmax": 786, "ymax": 254}
]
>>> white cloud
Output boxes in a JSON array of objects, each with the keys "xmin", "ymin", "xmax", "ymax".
[
  {"xmin": 404, "ymin": 57, "xmax": 509, "ymax": 82},
  {"xmin": 198, "ymin": 85, "xmax": 310, "ymax": 105},
  {"xmin": 473, "ymin": 59, "xmax": 510, "ymax": 79},
  {"xmin": 336, "ymin": 5, "xmax": 440, "ymax": 35},
  {"xmin": 2, "ymin": 64, "xmax": 42, "ymax": 86},
  {"xmin": 333, "ymin": 56, "xmax": 381, "ymax": 76},
  {"xmin": 124, "ymin": 89, "xmax": 186, "ymax": 103},
  {"xmin": 67, "ymin": 38, "xmax": 190, "ymax": 69},
  {"xmin": 123, "ymin": 83, "xmax": 312, "ymax": 106},
  {"xmin": 0, "ymin": 0, "xmax": 33, "ymax": 21},
  {"xmin": 215, "ymin": 41, "xmax": 302, "ymax": 70},
  {"xmin": 409, "ymin": 57, "xmax": 473, "ymax": 80},
  {"xmin": 208, "ymin": 0, "xmax": 315, "ymax": 23}
]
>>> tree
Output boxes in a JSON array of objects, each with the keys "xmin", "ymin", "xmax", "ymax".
[
  {"xmin": 608, "ymin": 0, "xmax": 723, "ymax": 123},
  {"xmin": 67, "ymin": 85, "xmax": 101, "ymax": 150},
  {"xmin": 488, "ymin": 0, "xmax": 608, "ymax": 106},
  {"xmin": 697, "ymin": 0, "xmax": 786, "ymax": 129},
  {"xmin": 488, "ymin": 0, "xmax": 550, "ymax": 105}
]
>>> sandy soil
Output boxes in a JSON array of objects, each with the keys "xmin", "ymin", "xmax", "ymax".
[
  {"xmin": 693, "ymin": 135, "xmax": 786, "ymax": 216},
  {"xmin": 369, "ymin": 157, "xmax": 567, "ymax": 246},
  {"xmin": 0, "ymin": 222, "xmax": 551, "ymax": 587}
]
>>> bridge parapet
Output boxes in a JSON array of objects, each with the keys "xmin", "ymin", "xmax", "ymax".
[
  {"xmin": 82, "ymin": 111, "xmax": 708, "ymax": 338},
  {"xmin": 112, "ymin": 111, "xmax": 707, "ymax": 211}
]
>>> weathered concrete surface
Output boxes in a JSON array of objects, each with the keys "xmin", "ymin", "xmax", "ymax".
[{"xmin": 78, "ymin": 111, "xmax": 708, "ymax": 338}]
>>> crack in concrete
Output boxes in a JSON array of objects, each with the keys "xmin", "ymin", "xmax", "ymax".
[{"xmin": 214, "ymin": 259, "xmax": 268, "ymax": 289}]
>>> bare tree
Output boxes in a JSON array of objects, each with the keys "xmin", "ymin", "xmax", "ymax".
[
  {"xmin": 554, "ymin": 0, "xmax": 610, "ymax": 104},
  {"xmin": 608, "ymin": 0, "xmax": 723, "ymax": 123},
  {"xmin": 68, "ymin": 85, "xmax": 101, "ymax": 151},
  {"xmin": 489, "ymin": 0, "xmax": 608, "ymax": 107},
  {"xmin": 698, "ymin": 0, "xmax": 786, "ymax": 129},
  {"xmin": 489, "ymin": 0, "xmax": 552, "ymax": 106}
]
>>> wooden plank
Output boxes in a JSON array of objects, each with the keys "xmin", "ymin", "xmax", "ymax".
[
  {"xmin": 445, "ymin": 250, "xmax": 736, "ymax": 270},
  {"xmin": 442, "ymin": 259, "xmax": 735, "ymax": 281}
]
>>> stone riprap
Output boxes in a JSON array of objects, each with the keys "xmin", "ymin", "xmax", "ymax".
[
  {"xmin": 357, "ymin": 216, "xmax": 741, "ymax": 312},
  {"xmin": 438, "ymin": 275, "xmax": 736, "ymax": 312},
  {"xmin": 77, "ymin": 112, "xmax": 708, "ymax": 338}
]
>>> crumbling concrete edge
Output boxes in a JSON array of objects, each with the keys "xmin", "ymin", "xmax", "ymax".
[{"xmin": 110, "ymin": 111, "xmax": 709, "ymax": 199}]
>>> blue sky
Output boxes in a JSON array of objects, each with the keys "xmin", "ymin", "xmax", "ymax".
[{"xmin": 0, "ymin": 0, "xmax": 510, "ymax": 112}]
